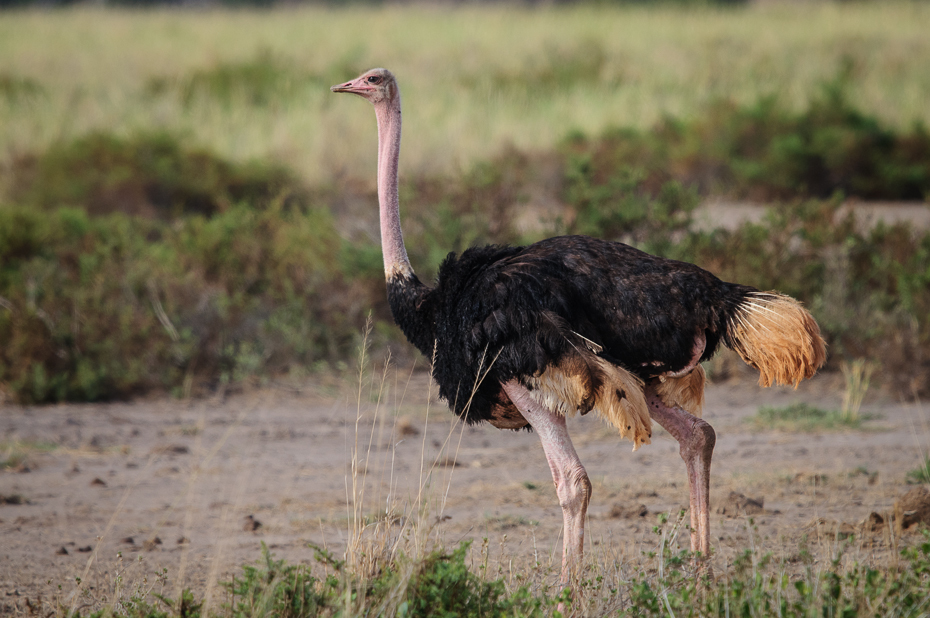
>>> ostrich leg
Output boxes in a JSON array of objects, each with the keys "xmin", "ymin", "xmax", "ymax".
[
  {"xmin": 503, "ymin": 381, "xmax": 591, "ymax": 586},
  {"xmin": 645, "ymin": 380, "xmax": 716, "ymax": 556}
]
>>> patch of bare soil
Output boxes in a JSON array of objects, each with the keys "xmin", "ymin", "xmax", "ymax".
[{"xmin": 1, "ymin": 367, "xmax": 928, "ymax": 615}]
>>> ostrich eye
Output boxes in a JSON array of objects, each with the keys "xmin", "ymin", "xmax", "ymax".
[{"xmin": 367, "ymin": 75, "xmax": 381, "ymax": 84}]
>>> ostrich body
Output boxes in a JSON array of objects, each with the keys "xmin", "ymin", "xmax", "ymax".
[{"xmin": 332, "ymin": 69, "xmax": 826, "ymax": 583}]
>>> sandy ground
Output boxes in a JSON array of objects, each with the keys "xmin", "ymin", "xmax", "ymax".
[{"xmin": 1, "ymin": 364, "xmax": 929, "ymax": 616}]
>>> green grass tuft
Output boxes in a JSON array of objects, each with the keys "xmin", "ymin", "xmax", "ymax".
[
  {"xmin": 0, "ymin": 439, "xmax": 58, "ymax": 470},
  {"xmin": 750, "ymin": 402, "xmax": 871, "ymax": 432},
  {"xmin": 908, "ymin": 458, "xmax": 930, "ymax": 485}
]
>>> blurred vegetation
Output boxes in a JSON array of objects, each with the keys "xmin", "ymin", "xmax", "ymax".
[
  {"xmin": 8, "ymin": 131, "xmax": 309, "ymax": 218},
  {"xmin": 2, "ymin": 5, "xmax": 929, "ymax": 185},
  {"xmin": 0, "ymin": 0, "xmax": 750, "ymax": 6},
  {"xmin": 144, "ymin": 49, "xmax": 363, "ymax": 111},
  {"xmin": 0, "ymin": 166, "xmax": 370, "ymax": 402},
  {"xmin": 1, "ymin": 54, "xmax": 929, "ymax": 403},
  {"xmin": 575, "ymin": 63, "xmax": 930, "ymax": 201},
  {"xmin": 908, "ymin": 458, "xmax": 930, "ymax": 485},
  {"xmin": 748, "ymin": 402, "xmax": 870, "ymax": 432},
  {"xmin": 0, "ymin": 72, "xmax": 44, "ymax": 104},
  {"xmin": 0, "ymin": 14, "xmax": 930, "ymax": 402}
]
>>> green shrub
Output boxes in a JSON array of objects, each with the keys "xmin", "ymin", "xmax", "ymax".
[
  {"xmin": 560, "ymin": 133, "xmax": 698, "ymax": 251},
  {"xmin": 218, "ymin": 542, "xmax": 544, "ymax": 618},
  {"xmin": 565, "ymin": 62, "xmax": 930, "ymax": 201},
  {"xmin": 394, "ymin": 543, "xmax": 543, "ymax": 618},
  {"xmin": 0, "ymin": 199, "xmax": 370, "ymax": 403},
  {"xmin": 223, "ymin": 544, "xmax": 332, "ymax": 618},
  {"xmin": 8, "ymin": 131, "xmax": 308, "ymax": 219}
]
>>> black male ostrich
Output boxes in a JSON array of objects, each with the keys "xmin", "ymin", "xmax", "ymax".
[{"xmin": 331, "ymin": 69, "xmax": 825, "ymax": 584}]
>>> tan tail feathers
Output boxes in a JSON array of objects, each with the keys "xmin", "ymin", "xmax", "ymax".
[{"xmin": 727, "ymin": 292, "xmax": 826, "ymax": 387}]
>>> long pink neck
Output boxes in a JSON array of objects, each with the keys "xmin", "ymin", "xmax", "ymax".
[{"xmin": 375, "ymin": 97, "xmax": 413, "ymax": 280}]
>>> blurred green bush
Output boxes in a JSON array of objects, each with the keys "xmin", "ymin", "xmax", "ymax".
[
  {"xmin": 8, "ymin": 131, "xmax": 308, "ymax": 218},
  {"xmin": 0, "ymin": 201, "xmax": 374, "ymax": 402},
  {"xmin": 565, "ymin": 64, "xmax": 930, "ymax": 201},
  {"xmin": 0, "ymin": 134, "xmax": 382, "ymax": 402}
]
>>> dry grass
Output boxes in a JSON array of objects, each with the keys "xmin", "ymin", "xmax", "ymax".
[
  {"xmin": 841, "ymin": 359, "xmax": 876, "ymax": 423},
  {"xmin": 0, "ymin": 438, "xmax": 57, "ymax": 470},
  {"xmin": 1, "ymin": 3, "xmax": 929, "ymax": 185},
  {"xmin": 343, "ymin": 327, "xmax": 474, "ymax": 584}
]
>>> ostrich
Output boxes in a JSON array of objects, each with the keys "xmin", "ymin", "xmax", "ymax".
[{"xmin": 331, "ymin": 69, "xmax": 825, "ymax": 584}]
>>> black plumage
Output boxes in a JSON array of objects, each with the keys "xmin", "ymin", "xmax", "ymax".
[{"xmin": 388, "ymin": 235, "xmax": 755, "ymax": 425}]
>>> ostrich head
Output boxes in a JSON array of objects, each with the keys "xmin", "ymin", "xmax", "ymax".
[{"xmin": 330, "ymin": 68, "xmax": 398, "ymax": 105}]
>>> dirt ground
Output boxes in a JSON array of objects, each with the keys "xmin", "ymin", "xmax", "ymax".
[{"xmin": 1, "ymin": 362, "xmax": 929, "ymax": 616}]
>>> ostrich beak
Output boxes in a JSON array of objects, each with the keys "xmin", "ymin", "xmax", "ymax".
[{"xmin": 330, "ymin": 77, "xmax": 373, "ymax": 96}]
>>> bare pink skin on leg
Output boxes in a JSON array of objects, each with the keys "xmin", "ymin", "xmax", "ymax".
[
  {"xmin": 503, "ymin": 380, "xmax": 591, "ymax": 586},
  {"xmin": 644, "ymin": 380, "xmax": 716, "ymax": 556}
]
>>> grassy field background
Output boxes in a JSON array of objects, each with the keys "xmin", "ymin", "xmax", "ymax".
[{"xmin": 1, "ymin": 3, "xmax": 930, "ymax": 183}]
